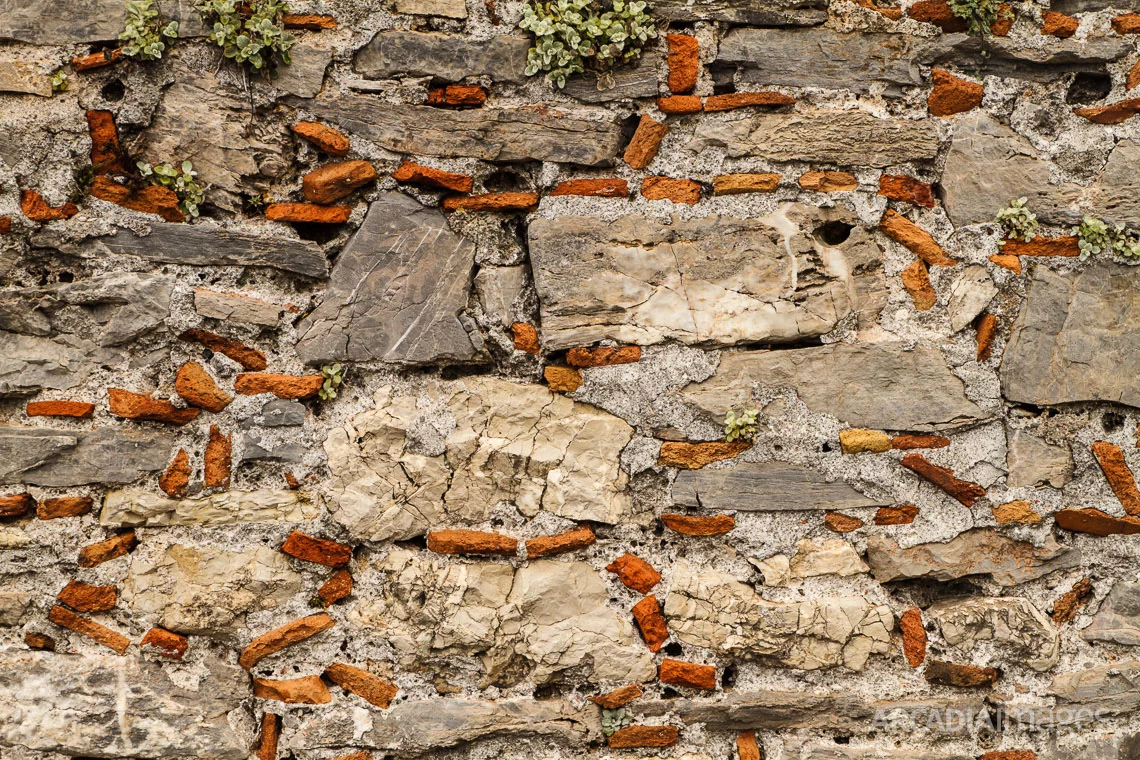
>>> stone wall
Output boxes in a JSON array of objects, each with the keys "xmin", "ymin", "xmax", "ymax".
[{"xmin": 2, "ymin": 0, "xmax": 1140, "ymax": 758}]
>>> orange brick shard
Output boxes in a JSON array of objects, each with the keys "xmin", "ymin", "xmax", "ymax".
[
  {"xmin": 606, "ymin": 553, "xmax": 662, "ymax": 593},
  {"xmin": 234, "ymin": 373, "xmax": 324, "ymax": 399},
  {"xmin": 511, "ymin": 323, "xmax": 540, "ymax": 354},
  {"xmin": 37, "ymin": 496, "xmax": 93, "ymax": 520},
  {"xmin": 589, "ymin": 683, "xmax": 643, "ymax": 709},
  {"xmin": 427, "ymin": 84, "xmax": 488, "ymax": 107},
  {"xmin": 239, "ymin": 613, "xmax": 336, "ymax": 670},
  {"xmin": 293, "ymin": 121, "xmax": 350, "ymax": 156},
  {"xmin": 175, "ymin": 361, "xmax": 233, "ymax": 412},
  {"xmin": 318, "ymin": 569, "xmax": 354, "ymax": 606},
  {"xmin": 78, "ymin": 530, "xmax": 137, "ymax": 567},
  {"xmin": 798, "ymin": 171, "xmax": 857, "ymax": 192},
  {"xmin": 392, "ymin": 161, "xmax": 473, "ymax": 193},
  {"xmin": 1055, "ymin": 507, "xmax": 1140, "ymax": 536},
  {"xmin": 1051, "ymin": 578, "xmax": 1094, "ymax": 625},
  {"xmin": 1001, "ymin": 236, "xmax": 1080, "ymax": 257},
  {"xmin": 713, "ymin": 173, "xmax": 780, "ymax": 195},
  {"xmin": 737, "ymin": 731, "xmax": 763, "ymax": 760},
  {"xmin": 141, "ymin": 627, "xmax": 188, "ymax": 659},
  {"xmin": 1091, "ymin": 440, "xmax": 1140, "ymax": 515},
  {"xmin": 1043, "ymin": 10, "xmax": 1079, "ymax": 37},
  {"xmin": 924, "ymin": 659, "xmax": 998, "ymax": 688},
  {"xmin": 302, "ymin": 161, "xmax": 378, "ymax": 204},
  {"xmin": 20, "ymin": 189, "xmax": 78, "ymax": 222},
  {"xmin": 632, "ymin": 595, "xmax": 670, "ymax": 652},
  {"xmin": 624, "ymin": 114, "xmax": 668, "ymax": 169},
  {"xmin": 824, "ymin": 512, "xmax": 864, "ymax": 533},
  {"xmin": 283, "ymin": 13, "xmax": 338, "ymax": 29},
  {"xmin": 899, "ymin": 607, "xmax": 927, "ymax": 667},
  {"xmin": 72, "ymin": 47, "xmax": 123, "ymax": 71},
  {"xmin": 900, "ymin": 259, "xmax": 936, "ymax": 311},
  {"xmin": 1113, "ymin": 13, "xmax": 1140, "ymax": 33},
  {"xmin": 25, "ymin": 631, "xmax": 56, "ymax": 650},
  {"xmin": 254, "ymin": 713, "xmax": 281, "ymax": 760},
  {"xmin": 874, "ymin": 504, "xmax": 919, "ymax": 525},
  {"xmin": 324, "ymin": 662, "xmax": 399, "ymax": 708},
  {"xmin": 666, "ymin": 34, "xmax": 699, "ymax": 94},
  {"xmin": 160, "ymin": 449, "xmax": 192, "ymax": 497},
  {"xmin": 908, "ymin": 0, "xmax": 967, "ymax": 31},
  {"xmin": 48, "ymin": 605, "xmax": 130, "ymax": 654},
  {"xmin": 900, "ymin": 453, "xmax": 985, "ymax": 507},
  {"xmin": 880, "ymin": 209, "xmax": 958, "ymax": 267},
  {"xmin": 661, "ymin": 513, "xmax": 735, "ymax": 535},
  {"xmin": 566, "ymin": 346, "xmax": 641, "ymax": 367},
  {"xmin": 550, "ymin": 178, "xmax": 629, "ymax": 197},
  {"xmin": 427, "ymin": 529, "xmax": 518, "ymax": 556},
  {"xmin": 204, "ymin": 425, "xmax": 232, "ymax": 489},
  {"xmin": 891, "ymin": 434, "xmax": 950, "ymax": 450},
  {"xmin": 0, "ymin": 493, "xmax": 34, "ymax": 518},
  {"xmin": 25, "ymin": 400, "xmax": 95, "ymax": 418},
  {"xmin": 703, "ymin": 92, "xmax": 795, "ymax": 111},
  {"xmin": 90, "ymin": 176, "xmax": 184, "ymax": 222},
  {"xmin": 281, "ymin": 530, "xmax": 353, "ymax": 567},
  {"xmin": 976, "ymin": 313, "xmax": 999, "ymax": 362},
  {"xmin": 544, "ymin": 366, "xmax": 582, "ymax": 392},
  {"xmin": 657, "ymin": 95, "xmax": 702, "ymax": 114},
  {"xmin": 253, "ymin": 676, "xmax": 332, "ymax": 704},
  {"xmin": 525, "ymin": 525, "xmax": 596, "ymax": 559},
  {"xmin": 86, "ymin": 110, "xmax": 124, "ymax": 174},
  {"xmin": 928, "ymin": 68, "xmax": 983, "ymax": 117},
  {"xmin": 989, "ymin": 253, "xmax": 1022, "ymax": 273},
  {"xmin": 659, "ymin": 658, "xmax": 716, "ymax": 689},
  {"xmin": 58, "ymin": 580, "xmax": 117, "ymax": 612},
  {"xmin": 266, "ymin": 203, "xmax": 352, "ymax": 224},
  {"xmin": 442, "ymin": 192, "xmax": 539, "ymax": 212},
  {"xmin": 607, "ymin": 725, "xmax": 679, "ymax": 748},
  {"xmin": 641, "ymin": 177, "xmax": 702, "ymax": 205},
  {"xmin": 658, "ymin": 441, "xmax": 749, "ymax": 469},
  {"xmin": 180, "ymin": 328, "xmax": 268, "ymax": 370},
  {"xmin": 878, "ymin": 174, "xmax": 935, "ymax": 208},
  {"xmin": 1074, "ymin": 97, "xmax": 1140, "ymax": 124}
]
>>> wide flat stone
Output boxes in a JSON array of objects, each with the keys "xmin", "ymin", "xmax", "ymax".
[
  {"xmin": 0, "ymin": 61, "xmax": 50, "ymax": 96},
  {"xmin": 0, "ymin": 0, "xmax": 125, "ymax": 43},
  {"xmin": 297, "ymin": 93, "xmax": 625, "ymax": 166},
  {"xmin": 1050, "ymin": 0, "xmax": 1140, "ymax": 12},
  {"xmin": 652, "ymin": 0, "xmax": 826, "ymax": 25},
  {"xmin": 0, "ymin": 332, "xmax": 123, "ymax": 397},
  {"xmin": 928, "ymin": 596, "xmax": 1059, "ymax": 671},
  {"xmin": 33, "ymin": 224, "xmax": 328, "ymax": 278},
  {"xmin": 673, "ymin": 461, "xmax": 887, "ymax": 511},
  {"xmin": 686, "ymin": 110, "xmax": 941, "ymax": 167},
  {"xmin": 274, "ymin": 43, "xmax": 331, "ymax": 98},
  {"xmin": 680, "ymin": 344, "xmax": 988, "ymax": 432},
  {"xmin": 923, "ymin": 33, "xmax": 1129, "ymax": 81},
  {"xmin": 101, "ymin": 489, "xmax": 316, "ymax": 526},
  {"xmin": 354, "ymin": 31, "xmax": 529, "ymax": 83},
  {"xmin": 295, "ymin": 193, "xmax": 481, "ymax": 365},
  {"xmin": 529, "ymin": 204, "xmax": 885, "ymax": 350},
  {"xmin": 1083, "ymin": 582, "xmax": 1140, "ymax": 645},
  {"xmin": 1006, "ymin": 428, "xmax": 1072, "ymax": 488},
  {"xmin": 1050, "ymin": 659, "xmax": 1140, "ymax": 716},
  {"xmin": 0, "ymin": 427, "xmax": 174, "ymax": 486},
  {"xmin": 562, "ymin": 51, "xmax": 662, "ymax": 102},
  {"xmin": 0, "ymin": 651, "xmax": 248, "ymax": 758},
  {"xmin": 1002, "ymin": 263, "xmax": 1140, "ymax": 408}
]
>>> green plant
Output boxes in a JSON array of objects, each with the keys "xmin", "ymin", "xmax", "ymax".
[
  {"xmin": 601, "ymin": 708, "xmax": 632, "ymax": 737},
  {"xmin": 948, "ymin": 0, "xmax": 1011, "ymax": 36},
  {"xmin": 319, "ymin": 363, "xmax": 344, "ymax": 401},
  {"xmin": 119, "ymin": 0, "xmax": 179, "ymax": 61},
  {"xmin": 198, "ymin": 0, "xmax": 296, "ymax": 72},
  {"xmin": 50, "ymin": 70, "xmax": 68, "ymax": 93},
  {"xmin": 137, "ymin": 159, "xmax": 205, "ymax": 217},
  {"xmin": 724, "ymin": 408, "xmax": 760, "ymax": 443},
  {"xmin": 519, "ymin": 0, "xmax": 657, "ymax": 89},
  {"xmin": 995, "ymin": 197, "xmax": 1038, "ymax": 243},
  {"xmin": 1073, "ymin": 215, "xmax": 1140, "ymax": 260}
]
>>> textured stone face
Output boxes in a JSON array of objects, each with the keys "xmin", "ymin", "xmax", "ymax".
[
  {"xmin": 123, "ymin": 543, "xmax": 303, "ymax": 635},
  {"xmin": 928, "ymin": 597, "xmax": 1060, "ymax": 671},
  {"xmin": 651, "ymin": 0, "xmax": 826, "ymax": 24},
  {"xmin": 1002, "ymin": 263, "xmax": 1140, "ymax": 408},
  {"xmin": 0, "ymin": 651, "xmax": 249, "ymax": 758},
  {"xmin": 1006, "ymin": 429, "xmax": 1072, "ymax": 488},
  {"xmin": 295, "ymin": 193, "xmax": 481, "ymax": 365},
  {"xmin": 673, "ymin": 460, "xmax": 887, "ymax": 512},
  {"xmin": 0, "ymin": 427, "xmax": 175, "ymax": 486},
  {"xmin": 354, "ymin": 31, "xmax": 530, "ymax": 83},
  {"xmin": 680, "ymin": 344, "xmax": 987, "ymax": 432},
  {"xmin": 325, "ymin": 377, "xmax": 633, "ymax": 541},
  {"xmin": 0, "ymin": 0, "xmax": 126, "ymax": 43},
  {"xmin": 101, "ymin": 490, "xmax": 316, "ymax": 526},
  {"xmin": 1083, "ymin": 582, "xmax": 1140, "ymax": 645},
  {"xmin": 663, "ymin": 560, "xmax": 893, "ymax": 671},
  {"xmin": 1049, "ymin": 659, "xmax": 1140, "ymax": 716},
  {"xmin": 0, "ymin": 332, "xmax": 122, "ymax": 397},
  {"xmin": 529, "ymin": 204, "xmax": 885, "ymax": 350}
]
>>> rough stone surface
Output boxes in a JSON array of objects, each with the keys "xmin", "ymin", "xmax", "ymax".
[
  {"xmin": 0, "ymin": 427, "xmax": 175, "ymax": 487},
  {"xmin": 354, "ymin": 32, "xmax": 530, "ymax": 83},
  {"xmin": 1083, "ymin": 582, "xmax": 1140, "ymax": 645},
  {"xmin": 101, "ymin": 489, "xmax": 315, "ymax": 527},
  {"xmin": 928, "ymin": 597, "xmax": 1060, "ymax": 671},
  {"xmin": 674, "ymin": 460, "xmax": 887, "ymax": 511}
]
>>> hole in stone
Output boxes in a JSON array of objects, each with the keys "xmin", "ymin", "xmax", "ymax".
[
  {"xmin": 720, "ymin": 663, "xmax": 737, "ymax": 689},
  {"xmin": 821, "ymin": 441, "xmax": 833, "ymax": 453},
  {"xmin": 57, "ymin": 271, "xmax": 74, "ymax": 283},
  {"xmin": 815, "ymin": 220, "xmax": 853, "ymax": 246},
  {"xmin": 834, "ymin": 736, "xmax": 851, "ymax": 745},
  {"xmin": 482, "ymin": 169, "xmax": 531, "ymax": 193},
  {"xmin": 1103, "ymin": 411, "xmax": 1125, "ymax": 433},
  {"xmin": 709, "ymin": 63, "xmax": 736, "ymax": 94},
  {"xmin": 661, "ymin": 686, "xmax": 681, "ymax": 699},
  {"xmin": 292, "ymin": 221, "xmax": 342, "ymax": 244},
  {"xmin": 101, "ymin": 79, "xmax": 126, "ymax": 101},
  {"xmin": 1066, "ymin": 72, "xmax": 1112, "ymax": 106},
  {"xmin": 663, "ymin": 641, "xmax": 683, "ymax": 657}
]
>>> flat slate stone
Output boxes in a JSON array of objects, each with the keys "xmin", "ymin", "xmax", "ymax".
[
  {"xmin": 1051, "ymin": 0, "xmax": 1140, "ymax": 12},
  {"xmin": 33, "ymin": 224, "xmax": 328, "ymax": 279},
  {"xmin": 528, "ymin": 204, "xmax": 886, "ymax": 350},
  {"xmin": 1001, "ymin": 263, "xmax": 1140, "ymax": 408},
  {"xmin": 0, "ymin": 427, "xmax": 175, "ymax": 487},
  {"xmin": 0, "ymin": 0, "xmax": 125, "ymax": 44},
  {"xmin": 562, "ymin": 51, "xmax": 661, "ymax": 103},
  {"xmin": 354, "ymin": 31, "xmax": 530, "ymax": 83},
  {"xmin": 1083, "ymin": 582, "xmax": 1140, "ymax": 646},
  {"xmin": 680, "ymin": 344, "xmax": 988, "ymax": 432},
  {"xmin": 297, "ymin": 93, "xmax": 625, "ymax": 166},
  {"xmin": 673, "ymin": 461, "xmax": 888, "ymax": 511},
  {"xmin": 652, "ymin": 0, "xmax": 826, "ymax": 25},
  {"xmin": 0, "ymin": 61, "xmax": 50, "ymax": 96},
  {"xmin": 922, "ymin": 33, "xmax": 1129, "ymax": 81},
  {"xmin": 275, "ymin": 43, "xmax": 331, "ymax": 98},
  {"xmin": 0, "ymin": 651, "xmax": 248, "ymax": 759},
  {"xmin": 686, "ymin": 110, "xmax": 942, "ymax": 167},
  {"xmin": 1050, "ymin": 659, "xmax": 1140, "ymax": 716},
  {"xmin": 1006, "ymin": 429, "xmax": 1072, "ymax": 488},
  {"xmin": 0, "ymin": 332, "xmax": 122, "ymax": 397},
  {"xmin": 296, "ymin": 193, "xmax": 482, "ymax": 365}
]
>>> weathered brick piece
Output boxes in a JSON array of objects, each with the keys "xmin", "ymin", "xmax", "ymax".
[
  {"xmin": 666, "ymin": 34, "xmax": 699, "ymax": 94},
  {"xmin": 606, "ymin": 553, "xmax": 662, "ymax": 592},
  {"xmin": 840, "ymin": 429, "xmax": 891, "ymax": 454},
  {"xmin": 713, "ymin": 173, "xmax": 780, "ymax": 195},
  {"xmin": 607, "ymin": 725, "xmax": 680, "ymax": 748},
  {"xmin": 24, "ymin": 632, "xmax": 56, "ymax": 651},
  {"xmin": 737, "ymin": 731, "xmax": 763, "ymax": 760},
  {"xmin": 624, "ymin": 115, "xmax": 668, "ymax": 169},
  {"xmin": 253, "ymin": 676, "xmax": 332, "ymax": 704},
  {"xmin": 1051, "ymin": 578, "xmax": 1094, "ymax": 624},
  {"xmin": 924, "ymin": 659, "xmax": 999, "ymax": 688},
  {"xmin": 632, "ymin": 595, "xmax": 669, "ymax": 652},
  {"xmin": 204, "ymin": 425, "xmax": 232, "ymax": 489},
  {"xmin": 0, "ymin": 493, "xmax": 34, "ymax": 518},
  {"xmin": 86, "ymin": 110, "xmax": 124, "ymax": 174},
  {"xmin": 1055, "ymin": 507, "xmax": 1140, "ymax": 535},
  {"xmin": 1001, "ymin": 236, "xmax": 1080, "ymax": 257},
  {"xmin": 180, "ymin": 329, "xmax": 268, "ymax": 371},
  {"xmin": 57, "ymin": 580, "xmax": 117, "ymax": 612},
  {"xmin": 566, "ymin": 346, "xmax": 641, "ymax": 367},
  {"xmin": 283, "ymin": 13, "xmax": 338, "ymax": 28},
  {"xmin": 661, "ymin": 513, "xmax": 735, "ymax": 535},
  {"xmin": 641, "ymin": 177, "xmax": 702, "ymax": 204},
  {"xmin": 78, "ymin": 531, "xmax": 138, "ymax": 567},
  {"xmin": 239, "ymin": 613, "xmax": 336, "ymax": 670},
  {"xmin": 874, "ymin": 504, "xmax": 919, "ymax": 525},
  {"xmin": 282, "ymin": 532, "xmax": 354, "ymax": 566},
  {"xmin": 303, "ymin": 161, "xmax": 378, "ymax": 204},
  {"xmin": 48, "ymin": 605, "xmax": 130, "ymax": 654},
  {"xmin": 824, "ymin": 512, "xmax": 864, "ymax": 533},
  {"xmin": 443, "ymin": 192, "xmax": 539, "ymax": 212},
  {"xmin": 892, "ymin": 434, "xmax": 950, "ymax": 450},
  {"xmin": 976, "ymin": 313, "xmax": 999, "ymax": 361},
  {"xmin": 658, "ymin": 441, "xmax": 749, "ymax": 468},
  {"xmin": 992, "ymin": 499, "xmax": 1041, "ymax": 525},
  {"xmin": 798, "ymin": 171, "xmax": 857, "ymax": 192},
  {"xmin": 109, "ymin": 388, "xmax": 199, "ymax": 425},
  {"xmin": 879, "ymin": 175, "xmax": 935, "ymax": 207},
  {"xmin": 657, "ymin": 95, "xmax": 702, "ymax": 114},
  {"xmin": 160, "ymin": 449, "xmax": 191, "ymax": 497},
  {"xmin": 90, "ymin": 176, "xmax": 183, "ymax": 222},
  {"xmin": 37, "ymin": 496, "xmax": 93, "ymax": 519},
  {"xmin": 72, "ymin": 48, "xmax": 123, "ymax": 71},
  {"xmin": 318, "ymin": 569, "xmax": 353, "ymax": 606},
  {"xmin": 266, "ymin": 203, "xmax": 352, "ymax": 224},
  {"xmin": 324, "ymin": 662, "xmax": 399, "ymax": 708},
  {"xmin": 880, "ymin": 210, "xmax": 959, "ymax": 266},
  {"xmin": 25, "ymin": 400, "xmax": 95, "ymax": 419},
  {"xmin": 0, "ymin": 216, "xmax": 11, "ymax": 234},
  {"xmin": 659, "ymin": 658, "xmax": 716, "ymax": 689},
  {"xmin": 254, "ymin": 713, "xmax": 281, "ymax": 760},
  {"xmin": 510, "ymin": 323, "xmax": 540, "ymax": 354},
  {"xmin": 392, "ymin": 161, "xmax": 473, "ymax": 193},
  {"xmin": 427, "ymin": 84, "xmax": 488, "ymax": 107},
  {"xmin": 899, "ymin": 607, "xmax": 926, "ymax": 667},
  {"xmin": 900, "ymin": 259, "xmax": 936, "ymax": 311},
  {"xmin": 21, "ymin": 189, "xmax": 78, "ymax": 222},
  {"xmin": 989, "ymin": 253, "xmax": 1022, "ymax": 273},
  {"xmin": 293, "ymin": 121, "xmax": 351, "ymax": 155},
  {"xmin": 1091, "ymin": 440, "xmax": 1140, "ymax": 514},
  {"xmin": 550, "ymin": 178, "xmax": 629, "ymax": 197},
  {"xmin": 175, "ymin": 361, "xmax": 233, "ymax": 413},
  {"xmin": 1042, "ymin": 10, "xmax": 1079, "ymax": 37},
  {"xmin": 703, "ymin": 92, "xmax": 795, "ymax": 111},
  {"xmin": 544, "ymin": 366, "xmax": 582, "ymax": 392},
  {"xmin": 928, "ymin": 69, "xmax": 983, "ymax": 117},
  {"xmin": 589, "ymin": 684, "xmax": 643, "ymax": 709},
  {"xmin": 427, "ymin": 529, "xmax": 519, "ymax": 556},
  {"xmin": 900, "ymin": 453, "xmax": 986, "ymax": 507},
  {"xmin": 234, "ymin": 373, "xmax": 324, "ymax": 399},
  {"xmin": 1115, "ymin": 13, "xmax": 1140, "ymax": 33},
  {"xmin": 141, "ymin": 627, "xmax": 188, "ymax": 659},
  {"xmin": 525, "ymin": 525, "xmax": 596, "ymax": 558},
  {"xmin": 1075, "ymin": 98, "xmax": 1140, "ymax": 124}
]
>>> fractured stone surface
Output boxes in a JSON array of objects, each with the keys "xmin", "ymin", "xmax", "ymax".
[
  {"xmin": 673, "ymin": 460, "xmax": 886, "ymax": 512},
  {"xmin": 680, "ymin": 344, "xmax": 987, "ymax": 432},
  {"xmin": 1049, "ymin": 659, "xmax": 1140, "ymax": 716},
  {"xmin": 0, "ymin": 650, "xmax": 248, "ymax": 758},
  {"xmin": 652, "ymin": 0, "xmax": 826, "ymax": 25},
  {"xmin": 529, "ymin": 204, "xmax": 886, "ymax": 350},
  {"xmin": 928, "ymin": 596, "xmax": 1060, "ymax": 671},
  {"xmin": 0, "ymin": 426, "xmax": 174, "ymax": 487},
  {"xmin": 101, "ymin": 490, "xmax": 316, "ymax": 526},
  {"xmin": 1083, "ymin": 582, "xmax": 1140, "ymax": 645},
  {"xmin": 296, "ymin": 193, "xmax": 481, "ymax": 365},
  {"xmin": 1002, "ymin": 263, "xmax": 1140, "ymax": 408},
  {"xmin": 1006, "ymin": 428, "xmax": 1072, "ymax": 488},
  {"xmin": 325, "ymin": 377, "xmax": 633, "ymax": 541},
  {"xmin": 0, "ymin": 332, "xmax": 122, "ymax": 397},
  {"xmin": 0, "ymin": 0, "xmax": 126, "ymax": 44},
  {"xmin": 354, "ymin": 31, "xmax": 530, "ymax": 83},
  {"xmin": 663, "ymin": 560, "xmax": 893, "ymax": 671}
]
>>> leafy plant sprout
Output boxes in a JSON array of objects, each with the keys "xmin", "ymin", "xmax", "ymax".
[
  {"xmin": 519, "ymin": 0, "xmax": 657, "ymax": 89},
  {"xmin": 120, "ymin": 0, "xmax": 179, "ymax": 61},
  {"xmin": 137, "ymin": 160, "xmax": 205, "ymax": 218},
  {"xmin": 319, "ymin": 363, "xmax": 344, "ymax": 402},
  {"xmin": 1074, "ymin": 215, "xmax": 1140, "ymax": 260},
  {"xmin": 50, "ymin": 70, "xmax": 69, "ymax": 93},
  {"xmin": 198, "ymin": 0, "xmax": 296, "ymax": 74},
  {"xmin": 600, "ymin": 707, "xmax": 632, "ymax": 737},
  {"xmin": 724, "ymin": 408, "xmax": 760, "ymax": 443},
  {"xmin": 995, "ymin": 197, "xmax": 1038, "ymax": 243},
  {"xmin": 948, "ymin": 0, "xmax": 1011, "ymax": 37}
]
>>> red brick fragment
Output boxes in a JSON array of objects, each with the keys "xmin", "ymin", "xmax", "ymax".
[
  {"xmin": 550, "ymin": 178, "xmax": 629, "ymax": 197},
  {"xmin": 1091, "ymin": 440, "xmax": 1140, "ymax": 515},
  {"xmin": 24, "ymin": 632, "xmax": 56, "ymax": 650},
  {"xmin": 713, "ymin": 173, "xmax": 780, "ymax": 195},
  {"xmin": 38, "ymin": 496, "xmax": 93, "ymax": 520},
  {"xmin": 253, "ymin": 676, "xmax": 332, "ymax": 704},
  {"xmin": 58, "ymin": 580, "xmax": 117, "ymax": 612},
  {"xmin": 657, "ymin": 95, "xmax": 703, "ymax": 114},
  {"xmin": 824, "ymin": 512, "xmax": 864, "ymax": 533},
  {"xmin": 324, "ymin": 662, "xmax": 399, "ymax": 708},
  {"xmin": 544, "ymin": 366, "xmax": 582, "ymax": 392},
  {"xmin": 48, "ymin": 605, "xmax": 130, "ymax": 654},
  {"xmin": 160, "ymin": 449, "xmax": 191, "ymax": 497},
  {"xmin": 526, "ymin": 525, "xmax": 596, "ymax": 558},
  {"xmin": 658, "ymin": 441, "xmax": 749, "ymax": 469},
  {"xmin": 878, "ymin": 175, "xmax": 935, "ymax": 208},
  {"xmin": 929, "ymin": 68, "xmax": 983, "ymax": 117},
  {"xmin": 972, "ymin": 312, "xmax": 998, "ymax": 362},
  {"xmin": 659, "ymin": 658, "xmax": 716, "ymax": 690},
  {"xmin": 72, "ymin": 48, "xmax": 123, "ymax": 71},
  {"xmin": 1129, "ymin": 59, "xmax": 1140, "ymax": 90},
  {"xmin": 392, "ymin": 162, "xmax": 473, "ymax": 193},
  {"xmin": 282, "ymin": 530, "xmax": 353, "ymax": 567},
  {"xmin": 900, "ymin": 259, "xmax": 936, "ymax": 311},
  {"xmin": 443, "ymin": 192, "xmax": 539, "ymax": 212},
  {"xmin": 1075, "ymin": 97, "xmax": 1140, "ymax": 124},
  {"xmin": 908, "ymin": 0, "xmax": 966, "ymax": 30},
  {"xmin": 982, "ymin": 752, "xmax": 1037, "ymax": 760},
  {"xmin": 900, "ymin": 453, "xmax": 986, "ymax": 507},
  {"xmin": 302, "ymin": 161, "xmax": 378, "ymax": 204},
  {"xmin": 0, "ymin": 217, "xmax": 10, "ymax": 234},
  {"xmin": 641, "ymin": 177, "xmax": 702, "ymax": 204},
  {"xmin": 798, "ymin": 171, "xmax": 857, "ymax": 192},
  {"xmin": 318, "ymin": 569, "xmax": 354, "ymax": 606},
  {"xmin": 26, "ymin": 400, "xmax": 95, "ymax": 418},
  {"xmin": 661, "ymin": 513, "xmax": 734, "ymax": 535},
  {"xmin": 180, "ymin": 328, "xmax": 267, "ymax": 371},
  {"xmin": 293, "ymin": 121, "xmax": 350, "ymax": 156},
  {"xmin": 240, "ymin": 613, "xmax": 336, "ymax": 670},
  {"xmin": 1051, "ymin": 578, "xmax": 1094, "ymax": 625},
  {"xmin": 20, "ymin": 189, "xmax": 78, "ymax": 222},
  {"xmin": 234, "ymin": 373, "xmax": 324, "ymax": 399},
  {"xmin": 567, "ymin": 345, "xmax": 641, "ymax": 368},
  {"xmin": 1002, "ymin": 236, "xmax": 1080, "ymax": 257},
  {"xmin": 991, "ymin": 4, "xmax": 1014, "ymax": 35},
  {"xmin": 283, "ymin": 13, "xmax": 338, "ymax": 29},
  {"xmin": 511, "ymin": 323, "xmax": 540, "ymax": 354},
  {"xmin": 1113, "ymin": 13, "xmax": 1140, "ymax": 33},
  {"xmin": 924, "ymin": 659, "xmax": 999, "ymax": 688},
  {"xmin": 632, "ymin": 595, "xmax": 670, "ymax": 652},
  {"xmin": 78, "ymin": 530, "xmax": 137, "ymax": 567},
  {"xmin": 989, "ymin": 253, "xmax": 1022, "ymax": 273},
  {"xmin": 874, "ymin": 504, "xmax": 919, "ymax": 525},
  {"xmin": 427, "ymin": 529, "xmax": 518, "ymax": 556},
  {"xmin": 86, "ymin": 110, "xmax": 125, "ymax": 174},
  {"xmin": 141, "ymin": 627, "xmax": 188, "ymax": 659},
  {"xmin": 624, "ymin": 114, "xmax": 668, "ymax": 169},
  {"xmin": 1043, "ymin": 10, "xmax": 1079, "ymax": 37},
  {"xmin": 175, "ymin": 361, "xmax": 233, "ymax": 413},
  {"xmin": 880, "ymin": 209, "xmax": 958, "ymax": 266},
  {"xmin": 892, "ymin": 434, "xmax": 950, "ymax": 450},
  {"xmin": 704, "ymin": 92, "xmax": 795, "ymax": 111},
  {"xmin": 608, "ymin": 725, "xmax": 679, "ymax": 748},
  {"xmin": 204, "ymin": 425, "xmax": 231, "ymax": 489},
  {"xmin": 666, "ymin": 34, "xmax": 699, "ymax": 94},
  {"xmin": 427, "ymin": 84, "xmax": 487, "ymax": 106},
  {"xmin": 606, "ymin": 553, "xmax": 661, "ymax": 593},
  {"xmin": 899, "ymin": 607, "xmax": 926, "ymax": 667},
  {"xmin": 90, "ymin": 176, "xmax": 183, "ymax": 222},
  {"xmin": 266, "ymin": 203, "xmax": 351, "ymax": 224},
  {"xmin": 737, "ymin": 731, "xmax": 763, "ymax": 760},
  {"xmin": 254, "ymin": 713, "xmax": 281, "ymax": 760},
  {"xmin": 108, "ymin": 388, "xmax": 199, "ymax": 425},
  {"xmin": 0, "ymin": 493, "xmax": 35, "ymax": 519},
  {"xmin": 1056, "ymin": 507, "xmax": 1140, "ymax": 536},
  {"xmin": 589, "ymin": 683, "xmax": 644, "ymax": 709}
]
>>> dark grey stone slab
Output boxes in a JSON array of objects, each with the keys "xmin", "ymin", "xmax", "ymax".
[
  {"xmin": 0, "ymin": 426, "xmax": 175, "ymax": 487},
  {"xmin": 673, "ymin": 461, "xmax": 887, "ymax": 511},
  {"xmin": 652, "ymin": 0, "xmax": 826, "ymax": 25},
  {"xmin": 562, "ymin": 51, "xmax": 661, "ymax": 102},
  {"xmin": 921, "ymin": 33, "xmax": 1129, "ymax": 81},
  {"xmin": 0, "ymin": 0, "xmax": 125, "ymax": 44},
  {"xmin": 0, "ymin": 332, "xmax": 123, "ymax": 397},
  {"xmin": 1083, "ymin": 582, "xmax": 1140, "ymax": 646},
  {"xmin": 296, "ymin": 193, "xmax": 482, "ymax": 365},
  {"xmin": 354, "ymin": 31, "xmax": 530, "ymax": 83}
]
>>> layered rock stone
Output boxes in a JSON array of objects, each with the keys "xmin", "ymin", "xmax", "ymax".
[
  {"xmin": 928, "ymin": 597, "xmax": 1060, "ymax": 671},
  {"xmin": 1083, "ymin": 582, "xmax": 1140, "ymax": 645},
  {"xmin": 354, "ymin": 31, "xmax": 530, "ymax": 83},
  {"xmin": 0, "ymin": 427, "xmax": 174, "ymax": 487},
  {"xmin": 101, "ymin": 490, "xmax": 316, "ymax": 526},
  {"xmin": 673, "ymin": 460, "xmax": 886, "ymax": 512}
]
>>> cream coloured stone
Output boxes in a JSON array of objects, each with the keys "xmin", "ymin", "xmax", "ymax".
[
  {"xmin": 788, "ymin": 538, "xmax": 870, "ymax": 579},
  {"xmin": 928, "ymin": 596, "xmax": 1060, "ymax": 672},
  {"xmin": 101, "ymin": 490, "xmax": 315, "ymax": 526}
]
